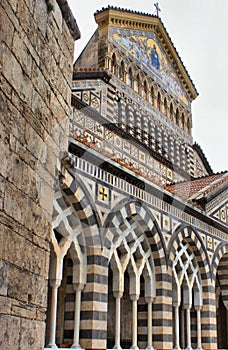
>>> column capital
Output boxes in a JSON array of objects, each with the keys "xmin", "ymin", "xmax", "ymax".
[
  {"xmin": 130, "ymin": 294, "xmax": 139, "ymax": 301},
  {"xmin": 195, "ymin": 305, "xmax": 202, "ymax": 311},
  {"xmin": 145, "ymin": 296, "xmax": 155, "ymax": 304},
  {"xmin": 113, "ymin": 291, "xmax": 123, "ymax": 299},
  {"xmin": 173, "ymin": 301, "xmax": 180, "ymax": 308},
  {"xmin": 73, "ymin": 283, "xmax": 85, "ymax": 292},
  {"xmin": 50, "ymin": 279, "xmax": 61, "ymax": 288}
]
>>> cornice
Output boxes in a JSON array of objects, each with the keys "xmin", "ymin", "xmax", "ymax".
[
  {"xmin": 73, "ymin": 70, "xmax": 111, "ymax": 82},
  {"xmin": 68, "ymin": 141, "xmax": 228, "ymax": 237},
  {"xmin": 94, "ymin": 6, "xmax": 198, "ymax": 102},
  {"xmin": 97, "ymin": 9, "xmax": 158, "ymax": 30},
  {"xmin": 154, "ymin": 22, "xmax": 198, "ymax": 101}
]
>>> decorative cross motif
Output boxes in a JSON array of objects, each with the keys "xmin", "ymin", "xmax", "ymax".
[
  {"xmin": 99, "ymin": 186, "xmax": 108, "ymax": 201},
  {"xmin": 154, "ymin": 2, "xmax": 161, "ymax": 17}
]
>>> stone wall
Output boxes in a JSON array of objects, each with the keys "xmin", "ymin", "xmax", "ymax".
[{"xmin": 0, "ymin": 0, "xmax": 79, "ymax": 348}]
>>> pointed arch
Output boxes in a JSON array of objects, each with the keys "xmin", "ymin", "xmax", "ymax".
[
  {"xmin": 212, "ymin": 243, "xmax": 228, "ymax": 281},
  {"xmin": 181, "ymin": 113, "xmax": 185, "ymax": 130},
  {"xmin": 111, "ymin": 53, "xmax": 117, "ymax": 75},
  {"xmin": 187, "ymin": 117, "xmax": 191, "ymax": 135},
  {"xmin": 103, "ymin": 198, "xmax": 167, "ymax": 350},
  {"xmin": 157, "ymin": 91, "xmax": 161, "ymax": 111},
  {"xmin": 59, "ymin": 167, "xmax": 102, "ymax": 247},
  {"xmin": 102, "ymin": 198, "xmax": 167, "ymax": 268},
  {"xmin": 164, "ymin": 97, "xmax": 168, "ymax": 117},
  {"xmin": 167, "ymin": 225, "xmax": 211, "ymax": 279},
  {"xmin": 45, "ymin": 168, "xmax": 93, "ymax": 348},
  {"xmin": 134, "ymin": 73, "xmax": 141, "ymax": 94},
  {"xmin": 212, "ymin": 243, "xmax": 228, "ymax": 348},
  {"xmin": 168, "ymin": 225, "xmax": 212, "ymax": 349},
  {"xmin": 126, "ymin": 67, "xmax": 133, "ymax": 88},
  {"xmin": 175, "ymin": 108, "xmax": 180, "ymax": 127},
  {"xmin": 150, "ymin": 85, "xmax": 155, "ymax": 106},
  {"xmin": 119, "ymin": 60, "xmax": 125, "ymax": 80},
  {"xmin": 143, "ymin": 80, "xmax": 148, "ymax": 100},
  {"xmin": 170, "ymin": 102, "xmax": 174, "ymax": 121}
]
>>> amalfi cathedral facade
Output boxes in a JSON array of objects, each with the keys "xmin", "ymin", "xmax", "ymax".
[{"xmin": 0, "ymin": 1, "xmax": 228, "ymax": 350}]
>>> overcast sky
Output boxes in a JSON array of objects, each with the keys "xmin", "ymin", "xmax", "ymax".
[{"xmin": 68, "ymin": 0, "xmax": 228, "ymax": 173}]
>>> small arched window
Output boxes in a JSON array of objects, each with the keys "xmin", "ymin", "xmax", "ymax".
[
  {"xmin": 170, "ymin": 103, "xmax": 174, "ymax": 121},
  {"xmin": 119, "ymin": 61, "xmax": 125, "ymax": 81},
  {"xmin": 181, "ymin": 113, "xmax": 185, "ymax": 130},
  {"xmin": 142, "ymin": 81, "xmax": 148, "ymax": 100},
  {"xmin": 134, "ymin": 74, "xmax": 141, "ymax": 94},
  {"xmin": 157, "ymin": 92, "xmax": 161, "ymax": 111},
  {"xmin": 187, "ymin": 118, "xmax": 191, "ymax": 135},
  {"xmin": 164, "ymin": 97, "xmax": 168, "ymax": 117},
  {"xmin": 111, "ymin": 53, "xmax": 117, "ymax": 74},
  {"xmin": 175, "ymin": 109, "xmax": 179, "ymax": 126},
  {"xmin": 150, "ymin": 86, "xmax": 155, "ymax": 106},
  {"xmin": 126, "ymin": 68, "xmax": 133, "ymax": 88}
]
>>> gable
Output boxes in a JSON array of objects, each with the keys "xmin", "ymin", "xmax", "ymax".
[
  {"xmin": 209, "ymin": 200, "xmax": 228, "ymax": 226},
  {"xmin": 194, "ymin": 154, "xmax": 210, "ymax": 178},
  {"xmin": 110, "ymin": 27, "xmax": 190, "ymax": 107},
  {"xmin": 74, "ymin": 30, "xmax": 99, "ymax": 69}
]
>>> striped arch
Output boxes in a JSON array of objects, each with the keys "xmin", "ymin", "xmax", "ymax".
[
  {"xmin": 212, "ymin": 243, "xmax": 228, "ymax": 308},
  {"xmin": 103, "ymin": 198, "xmax": 167, "ymax": 272},
  {"xmin": 60, "ymin": 166, "xmax": 102, "ymax": 247},
  {"xmin": 45, "ymin": 165, "xmax": 97, "ymax": 348},
  {"xmin": 50, "ymin": 188, "xmax": 87, "ymax": 286},
  {"xmin": 213, "ymin": 244, "xmax": 228, "ymax": 350},
  {"xmin": 167, "ymin": 225, "xmax": 215, "ymax": 349},
  {"xmin": 103, "ymin": 199, "xmax": 172, "ymax": 350},
  {"xmin": 52, "ymin": 187, "xmax": 86, "ymax": 254},
  {"xmin": 167, "ymin": 224, "xmax": 211, "ymax": 280},
  {"xmin": 212, "ymin": 242, "xmax": 228, "ymax": 282}
]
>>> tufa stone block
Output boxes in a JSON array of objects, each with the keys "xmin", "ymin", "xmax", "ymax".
[
  {"xmin": 0, "ymin": 315, "xmax": 20, "ymax": 349},
  {"xmin": 0, "ymin": 260, "xmax": 9, "ymax": 296}
]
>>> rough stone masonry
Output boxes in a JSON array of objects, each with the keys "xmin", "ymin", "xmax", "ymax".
[{"xmin": 0, "ymin": 0, "xmax": 80, "ymax": 348}]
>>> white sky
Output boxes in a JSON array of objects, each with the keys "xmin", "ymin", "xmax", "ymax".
[{"xmin": 68, "ymin": 0, "xmax": 228, "ymax": 173}]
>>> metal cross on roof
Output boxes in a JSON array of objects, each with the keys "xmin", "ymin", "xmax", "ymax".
[{"xmin": 154, "ymin": 2, "xmax": 161, "ymax": 17}]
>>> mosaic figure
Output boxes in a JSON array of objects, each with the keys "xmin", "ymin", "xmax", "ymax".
[{"xmin": 151, "ymin": 44, "xmax": 160, "ymax": 69}]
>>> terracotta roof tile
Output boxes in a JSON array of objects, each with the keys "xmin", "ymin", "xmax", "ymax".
[{"xmin": 167, "ymin": 172, "xmax": 228, "ymax": 201}]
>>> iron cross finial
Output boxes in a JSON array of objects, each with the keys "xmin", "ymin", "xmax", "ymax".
[{"xmin": 154, "ymin": 2, "xmax": 161, "ymax": 17}]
